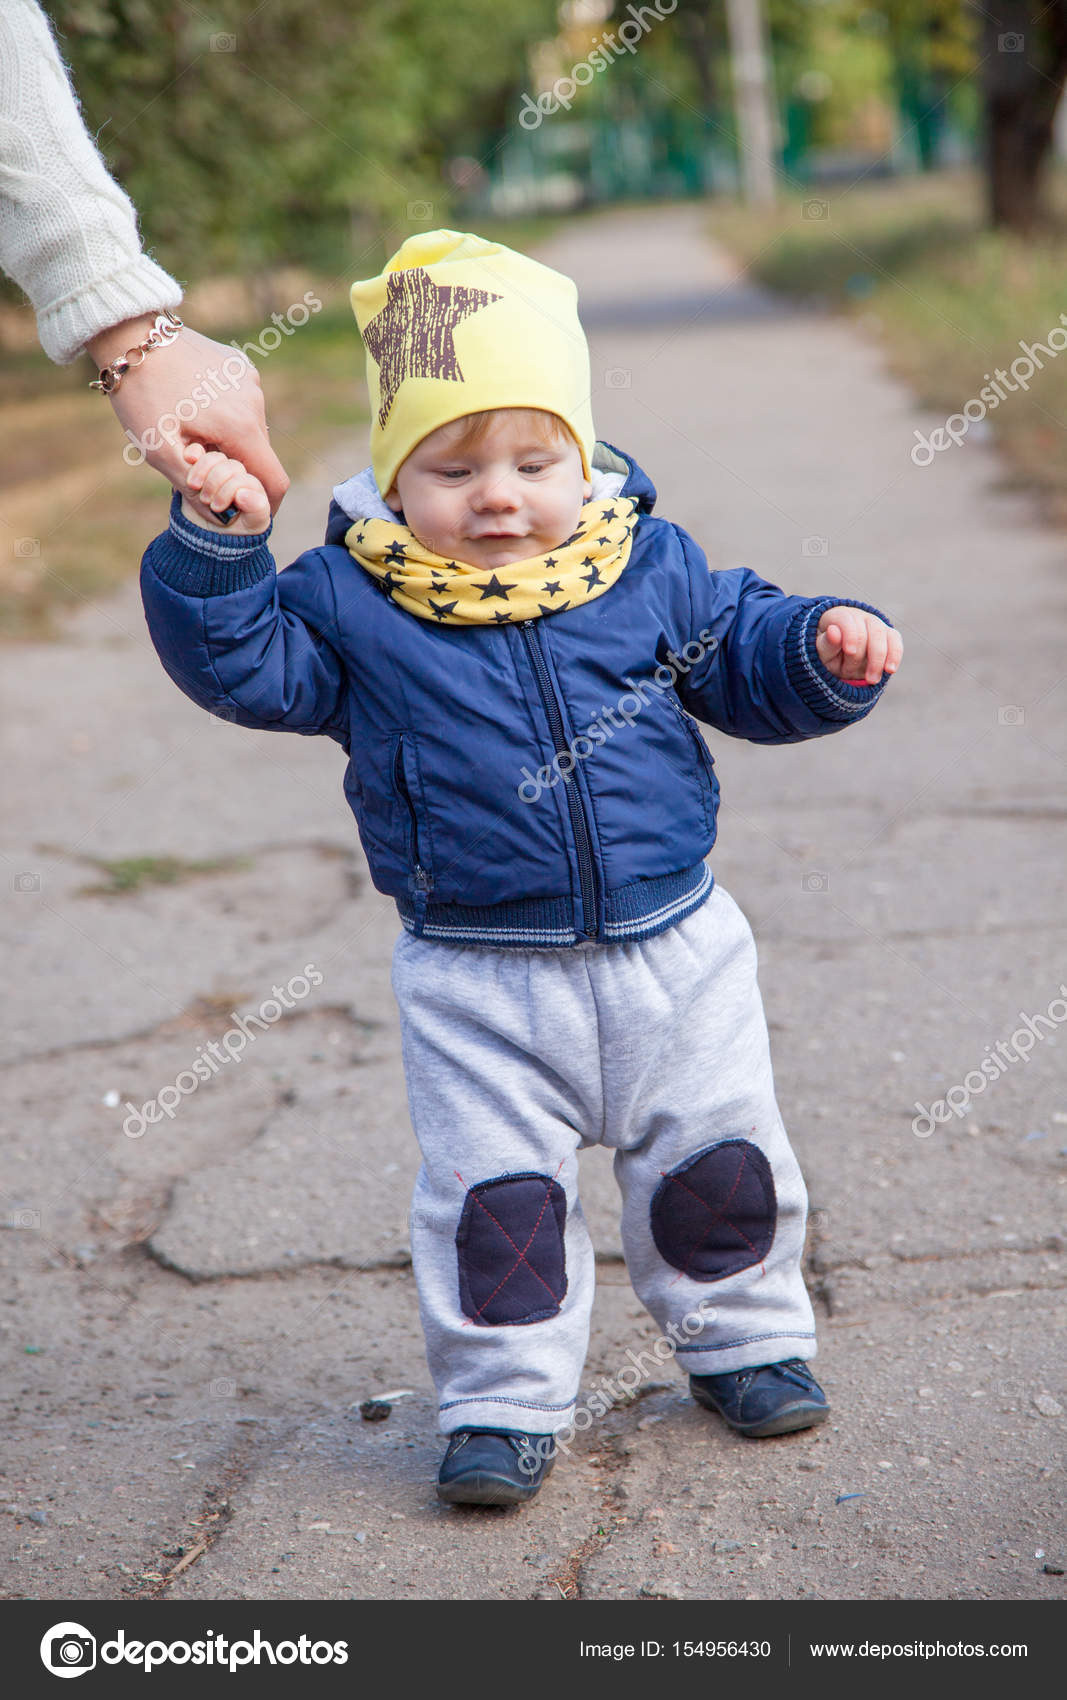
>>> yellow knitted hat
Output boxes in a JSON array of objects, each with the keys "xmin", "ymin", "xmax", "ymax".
[{"xmin": 350, "ymin": 228, "xmax": 595, "ymax": 498}]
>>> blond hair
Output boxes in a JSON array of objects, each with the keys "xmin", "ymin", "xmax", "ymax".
[{"xmin": 427, "ymin": 407, "xmax": 577, "ymax": 456}]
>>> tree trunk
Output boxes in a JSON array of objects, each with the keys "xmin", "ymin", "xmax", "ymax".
[{"xmin": 978, "ymin": 0, "xmax": 1067, "ymax": 232}]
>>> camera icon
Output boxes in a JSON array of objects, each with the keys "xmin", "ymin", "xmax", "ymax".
[
  {"xmin": 802, "ymin": 535, "xmax": 829, "ymax": 557},
  {"xmin": 13, "ymin": 871, "xmax": 41, "ymax": 893},
  {"xmin": 803, "ymin": 199, "xmax": 829, "ymax": 220},
  {"xmin": 998, "ymin": 32, "xmax": 1024, "ymax": 51},
  {"xmin": 40, "ymin": 1622, "xmax": 96, "ymax": 1676},
  {"xmin": 209, "ymin": 703, "xmax": 238, "ymax": 726},
  {"xmin": 997, "ymin": 704, "xmax": 1025, "ymax": 726},
  {"xmin": 210, "ymin": 32, "xmax": 237, "ymax": 51},
  {"xmin": 14, "ymin": 537, "xmax": 40, "ymax": 558},
  {"xmin": 604, "ymin": 367, "xmax": 631, "ymax": 389},
  {"xmin": 209, "ymin": 1377, "xmax": 236, "ymax": 1397},
  {"xmin": 802, "ymin": 870, "xmax": 829, "ymax": 894},
  {"xmin": 407, "ymin": 200, "xmax": 433, "ymax": 220},
  {"xmin": 11, "ymin": 1207, "xmax": 41, "ymax": 1229}
]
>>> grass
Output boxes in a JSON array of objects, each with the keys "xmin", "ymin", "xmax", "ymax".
[
  {"xmin": 76, "ymin": 852, "xmax": 254, "ymax": 897},
  {"xmin": 706, "ymin": 166, "xmax": 1067, "ymax": 522}
]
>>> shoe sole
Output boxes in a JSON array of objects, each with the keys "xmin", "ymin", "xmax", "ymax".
[
  {"xmin": 436, "ymin": 1471, "xmax": 545, "ymax": 1506},
  {"xmin": 691, "ymin": 1383, "xmax": 830, "ymax": 1438}
]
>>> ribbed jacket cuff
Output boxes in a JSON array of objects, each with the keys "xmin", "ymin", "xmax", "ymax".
[
  {"xmin": 784, "ymin": 597, "xmax": 894, "ymax": 722},
  {"xmin": 146, "ymin": 490, "xmax": 275, "ymax": 596}
]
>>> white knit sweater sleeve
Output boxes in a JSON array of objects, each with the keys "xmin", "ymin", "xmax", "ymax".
[{"xmin": 0, "ymin": 0, "xmax": 182, "ymax": 363}]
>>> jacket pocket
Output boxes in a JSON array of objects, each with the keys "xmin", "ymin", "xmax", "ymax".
[
  {"xmin": 392, "ymin": 731, "xmax": 435, "ymax": 893},
  {"xmin": 664, "ymin": 693, "xmax": 718, "ymax": 836}
]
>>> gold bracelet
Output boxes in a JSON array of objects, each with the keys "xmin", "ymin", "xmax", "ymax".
[{"xmin": 89, "ymin": 310, "xmax": 184, "ymax": 394}]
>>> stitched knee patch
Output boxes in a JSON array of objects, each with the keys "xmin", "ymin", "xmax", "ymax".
[
  {"xmin": 456, "ymin": 1172, "xmax": 567, "ymax": 1326},
  {"xmin": 650, "ymin": 1139, "xmax": 776, "ymax": 1282}
]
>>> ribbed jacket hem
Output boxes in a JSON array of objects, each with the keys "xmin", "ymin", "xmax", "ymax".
[
  {"xmin": 145, "ymin": 490, "xmax": 276, "ymax": 596},
  {"xmin": 784, "ymin": 597, "xmax": 894, "ymax": 721},
  {"xmin": 396, "ymin": 859, "xmax": 714, "ymax": 948}
]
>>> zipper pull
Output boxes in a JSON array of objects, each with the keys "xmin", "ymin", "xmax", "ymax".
[{"xmin": 412, "ymin": 863, "xmax": 432, "ymax": 937}]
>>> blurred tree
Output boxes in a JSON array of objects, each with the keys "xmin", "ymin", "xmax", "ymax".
[
  {"xmin": 972, "ymin": 0, "xmax": 1067, "ymax": 230},
  {"xmin": 39, "ymin": 0, "xmax": 559, "ymax": 288}
]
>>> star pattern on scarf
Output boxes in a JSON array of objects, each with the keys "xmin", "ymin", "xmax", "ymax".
[
  {"xmin": 362, "ymin": 269, "xmax": 503, "ymax": 426},
  {"xmin": 580, "ymin": 559, "xmax": 604, "ymax": 590},
  {"xmin": 477, "ymin": 572, "xmax": 517, "ymax": 601},
  {"xmin": 343, "ymin": 492, "xmax": 640, "ymax": 625}
]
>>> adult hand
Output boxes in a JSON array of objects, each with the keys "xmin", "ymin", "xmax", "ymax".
[{"xmin": 86, "ymin": 314, "xmax": 290, "ymax": 521}]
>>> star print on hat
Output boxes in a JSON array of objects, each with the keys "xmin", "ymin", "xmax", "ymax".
[
  {"xmin": 362, "ymin": 271, "xmax": 502, "ymax": 429},
  {"xmin": 351, "ymin": 229, "xmax": 596, "ymax": 499}
]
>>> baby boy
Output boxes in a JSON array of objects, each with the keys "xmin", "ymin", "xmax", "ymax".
[{"xmin": 141, "ymin": 228, "xmax": 901, "ymax": 1506}]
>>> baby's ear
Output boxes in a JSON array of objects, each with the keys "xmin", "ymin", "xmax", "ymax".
[
  {"xmin": 383, "ymin": 482, "xmax": 403, "ymax": 512},
  {"xmin": 583, "ymin": 476, "xmax": 592, "ymax": 499}
]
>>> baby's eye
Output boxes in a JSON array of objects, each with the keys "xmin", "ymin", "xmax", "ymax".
[
  {"xmin": 438, "ymin": 469, "xmax": 469, "ymax": 480},
  {"xmin": 520, "ymin": 462, "xmax": 548, "ymax": 474}
]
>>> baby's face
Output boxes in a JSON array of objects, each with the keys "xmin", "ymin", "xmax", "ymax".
[{"xmin": 384, "ymin": 411, "xmax": 592, "ymax": 571}]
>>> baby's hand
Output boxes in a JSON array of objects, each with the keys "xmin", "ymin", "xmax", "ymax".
[
  {"xmin": 180, "ymin": 442, "xmax": 271, "ymax": 534},
  {"xmin": 816, "ymin": 606, "xmax": 903, "ymax": 685}
]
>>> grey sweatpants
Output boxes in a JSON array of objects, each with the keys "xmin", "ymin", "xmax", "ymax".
[{"xmin": 389, "ymin": 880, "xmax": 816, "ymax": 1437}]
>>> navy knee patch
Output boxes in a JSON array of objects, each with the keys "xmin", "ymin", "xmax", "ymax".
[
  {"xmin": 651, "ymin": 1139, "xmax": 776, "ymax": 1282},
  {"xmin": 456, "ymin": 1172, "xmax": 567, "ymax": 1326}
]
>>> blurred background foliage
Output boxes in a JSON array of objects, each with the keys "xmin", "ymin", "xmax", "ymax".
[
  {"xmin": 4, "ymin": 1, "xmax": 1067, "ymax": 635},
  {"xmin": 24, "ymin": 0, "xmax": 562, "ymax": 294},
  {"xmin": 10, "ymin": 0, "xmax": 1067, "ymax": 295}
]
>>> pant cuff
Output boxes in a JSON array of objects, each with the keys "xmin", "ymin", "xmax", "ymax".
[
  {"xmin": 438, "ymin": 1393, "xmax": 577, "ymax": 1436},
  {"xmin": 673, "ymin": 1331, "xmax": 817, "ymax": 1377}
]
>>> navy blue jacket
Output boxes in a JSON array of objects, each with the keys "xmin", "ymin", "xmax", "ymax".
[{"xmin": 140, "ymin": 443, "xmax": 893, "ymax": 948}]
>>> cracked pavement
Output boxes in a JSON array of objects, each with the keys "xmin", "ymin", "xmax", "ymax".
[{"xmin": 1, "ymin": 204, "xmax": 1064, "ymax": 1603}]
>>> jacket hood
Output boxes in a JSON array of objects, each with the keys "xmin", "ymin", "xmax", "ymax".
[{"xmin": 323, "ymin": 440, "xmax": 658, "ymax": 547}]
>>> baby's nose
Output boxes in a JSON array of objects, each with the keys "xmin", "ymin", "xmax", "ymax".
[{"xmin": 471, "ymin": 476, "xmax": 521, "ymax": 511}]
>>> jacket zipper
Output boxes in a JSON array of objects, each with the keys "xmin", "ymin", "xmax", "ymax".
[
  {"xmin": 520, "ymin": 620, "xmax": 600, "ymax": 937},
  {"xmin": 393, "ymin": 733, "xmax": 434, "ymax": 935}
]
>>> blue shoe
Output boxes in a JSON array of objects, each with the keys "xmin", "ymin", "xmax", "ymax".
[
  {"xmin": 436, "ymin": 1427, "xmax": 556, "ymax": 1505},
  {"xmin": 690, "ymin": 1358, "xmax": 829, "ymax": 1438}
]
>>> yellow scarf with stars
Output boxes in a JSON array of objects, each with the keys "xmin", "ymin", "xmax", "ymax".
[{"xmin": 344, "ymin": 494, "xmax": 639, "ymax": 625}]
